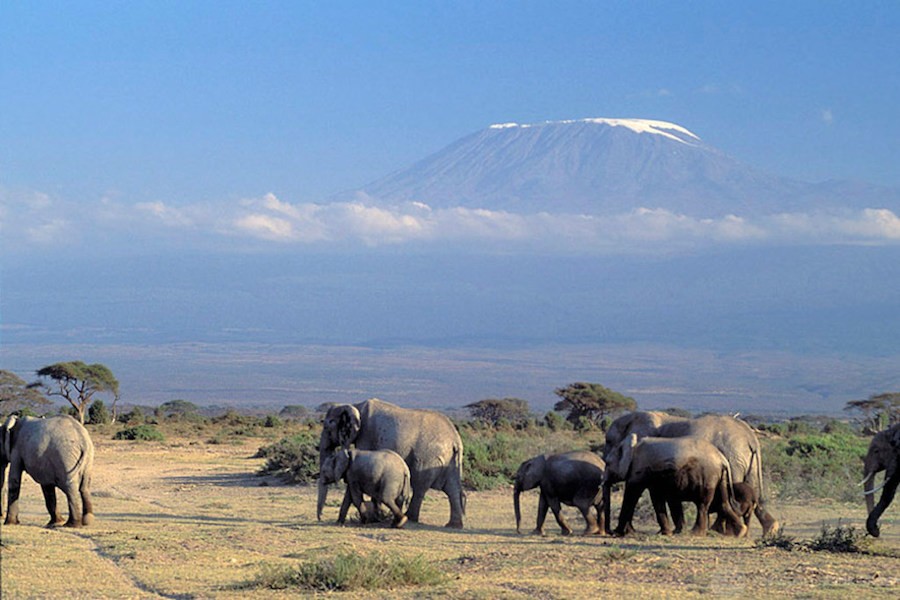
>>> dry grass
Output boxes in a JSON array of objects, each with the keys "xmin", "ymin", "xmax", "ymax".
[{"xmin": 1, "ymin": 433, "xmax": 898, "ymax": 599}]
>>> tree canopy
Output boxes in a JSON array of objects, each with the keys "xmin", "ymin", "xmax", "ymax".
[
  {"xmin": 553, "ymin": 382, "xmax": 636, "ymax": 429},
  {"xmin": 0, "ymin": 370, "xmax": 51, "ymax": 416},
  {"xmin": 845, "ymin": 392, "xmax": 900, "ymax": 432},
  {"xmin": 32, "ymin": 361, "xmax": 119, "ymax": 424},
  {"xmin": 464, "ymin": 398, "xmax": 531, "ymax": 427}
]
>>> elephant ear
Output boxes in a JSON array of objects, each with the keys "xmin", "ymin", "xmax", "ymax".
[
  {"xmin": 335, "ymin": 449, "xmax": 352, "ymax": 479},
  {"xmin": 337, "ymin": 406, "xmax": 361, "ymax": 450},
  {"xmin": 2, "ymin": 415, "xmax": 18, "ymax": 460},
  {"xmin": 619, "ymin": 433, "xmax": 638, "ymax": 476},
  {"xmin": 889, "ymin": 425, "xmax": 900, "ymax": 450}
]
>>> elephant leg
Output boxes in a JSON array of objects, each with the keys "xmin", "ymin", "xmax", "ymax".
[
  {"xmin": 692, "ymin": 500, "xmax": 711, "ymax": 536},
  {"xmin": 336, "ymin": 487, "xmax": 353, "ymax": 525},
  {"xmin": 62, "ymin": 482, "xmax": 84, "ymax": 527},
  {"xmin": 348, "ymin": 484, "xmax": 366, "ymax": 523},
  {"xmin": 80, "ymin": 472, "xmax": 94, "ymax": 526},
  {"xmin": 650, "ymin": 489, "xmax": 673, "ymax": 535},
  {"xmin": 4, "ymin": 466, "xmax": 23, "ymax": 525},
  {"xmin": 574, "ymin": 493, "xmax": 600, "ymax": 535},
  {"xmin": 754, "ymin": 502, "xmax": 780, "ymax": 536},
  {"xmin": 547, "ymin": 496, "xmax": 572, "ymax": 536},
  {"xmin": 602, "ymin": 482, "xmax": 613, "ymax": 535},
  {"xmin": 533, "ymin": 493, "xmax": 550, "ymax": 535},
  {"xmin": 866, "ymin": 473, "xmax": 899, "ymax": 538},
  {"xmin": 710, "ymin": 512, "xmax": 726, "ymax": 534},
  {"xmin": 406, "ymin": 476, "xmax": 428, "ymax": 523},
  {"xmin": 41, "ymin": 485, "xmax": 64, "ymax": 527},
  {"xmin": 442, "ymin": 477, "xmax": 466, "ymax": 529},
  {"xmin": 615, "ymin": 484, "xmax": 644, "ymax": 536},
  {"xmin": 669, "ymin": 500, "xmax": 685, "ymax": 534},
  {"xmin": 382, "ymin": 496, "xmax": 407, "ymax": 529}
]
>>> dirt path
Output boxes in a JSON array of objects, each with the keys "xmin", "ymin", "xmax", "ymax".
[{"xmin": 1, "ymin": 435, "xmax": 897, "ymax": 598}]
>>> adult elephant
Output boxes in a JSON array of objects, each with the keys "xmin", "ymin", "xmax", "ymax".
[
  {"xmin": 1, "ymin": 414, "xmax": 95, "ymax": 527},
  {"xmin": 513, "ymin": 450, "xmax": 605, "ymax": 536},
  {"xmin": 861, "ymin": 423, "xmax": 900, "ymax": 537},
  {"xmin": 606, "ymin": 434, "xmax": 747, "ymax": 537},
  {"xmin": 317, "ymin": 398, "xmax": 466, "ymax": 528},
  {"xmin": 602, "ymin": 411, "xmax": 778, "ymax": 535}
]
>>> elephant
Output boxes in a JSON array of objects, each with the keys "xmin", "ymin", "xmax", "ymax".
[
  {"xmin": 861, "ymin": 423, "xmax": 900, "ymax": 537},
  {"xmin": 710, "ymin": 481, "xmax": 758, "ymax": 535},
  {"xmin": 1, "ymin": 414, "xmax": 95, "ymax": 527},
  {"xmin": 319, "ymin": 448, "xmax": 412, "ymax": 528},
  {"xmin": 513, "ymin": 450, "xmax": 605, "ymax": 536},
  {"xmin": 606, "ymin": 434, "xmax": 747, "ymax": 537},
  {"xmin": 602, "ymin": 411, "xmax": 778, "ymax": 536},
  {"xmin": 317, "ymin": 398, "xmax": 466, "ymax": 528}
]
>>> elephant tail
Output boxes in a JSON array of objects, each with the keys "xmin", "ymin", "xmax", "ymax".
[
  {"xmin": 401, "ymin": 468, "xmax": 412, "ymax": 510},
  {"xmin": 749, "ymin": 445, "xmax": 768, "ymax": 506},
  {"xmin": 65, "ymin": 446, "xmax": 89, "ymax": 481}
]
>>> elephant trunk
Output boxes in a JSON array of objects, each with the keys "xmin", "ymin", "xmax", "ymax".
[
  {"xmin": 513, "ymin": 482, "xmax": 523, "ymax": 533},
  {"xmin": 316, "ymin": 477, "xmax": 328, "ymax": 521}
]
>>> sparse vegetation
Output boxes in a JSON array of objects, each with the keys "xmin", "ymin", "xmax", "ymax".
[
  {"xmin": 245, "ymin": 551, "xmax": 445, "ymax": 591},
  {"xmin": 756, "ymin": 523, "xmax": 873, "ymax": 554}
]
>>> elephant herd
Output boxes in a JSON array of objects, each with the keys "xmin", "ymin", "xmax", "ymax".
[{"xmin": 1, "ymin": 404, "xmax": 898, "ymax": 542}]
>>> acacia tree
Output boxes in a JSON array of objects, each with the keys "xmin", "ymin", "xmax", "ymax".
[
  {"xmin": 0, "ymin": 370, "xmax": 51, "ymax": 415},
  {"xmin": 553, "ymin": 382, "xmax": 636, "ymax": 429},
  {"xmin": 845, "ymin": 393, "xmax": 900, "ymax": 432},
  {"xmin": 31, "ymin": 362, "xmax": 119, "ymax": 424},
  {"xmin": 464, "ymin": 398, "xmax": 531, "ymax": 427}
]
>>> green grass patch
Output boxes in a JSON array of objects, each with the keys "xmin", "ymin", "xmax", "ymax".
[{"xmin": 246, "ymin": 551, "xmax": 445, "ymax": 591}]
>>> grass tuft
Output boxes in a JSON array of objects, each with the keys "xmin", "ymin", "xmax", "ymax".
[{"xmin": 246, "ymin": 550, "xmax": 445, "ymax": 591}]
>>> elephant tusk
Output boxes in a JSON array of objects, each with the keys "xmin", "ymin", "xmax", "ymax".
[
  {"xmin": 863, "ymin": 481, "xmax": 886, "ymax": 495},
  {"xmin": 858, "ymin": 472, "xmax": 873, "ymax": 487}
]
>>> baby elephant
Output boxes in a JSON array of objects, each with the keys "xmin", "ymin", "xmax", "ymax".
[
  {"xmin": 319, "ymin": 448, "xmax": 411, "ymax": 528},
  {"xmin": 711, "ymin": 481, "xmax": 758, "ymax": 535}
]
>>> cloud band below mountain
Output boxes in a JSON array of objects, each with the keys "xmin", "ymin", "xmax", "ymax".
[{"xmin": 3, "ymin": 188, "xmax": 900, "ymax": 256}]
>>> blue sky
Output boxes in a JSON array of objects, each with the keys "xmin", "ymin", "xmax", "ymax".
[{"xmin": 2, "ymin": 2, "xmax": 899, "ymax": 255}]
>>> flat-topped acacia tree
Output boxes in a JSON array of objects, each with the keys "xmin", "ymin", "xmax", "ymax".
[{"xmin": 31, "ymin": 361, "xmax": 119, "ymax": 424}]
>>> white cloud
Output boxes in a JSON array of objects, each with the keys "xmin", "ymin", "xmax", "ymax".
[
  {"xmin": 3, "ymin": 187, "xmax": 900, "ymax": 256},
  {"xmin": 821, "ymin": 108, "xmax": 835, "ymax": 125}
]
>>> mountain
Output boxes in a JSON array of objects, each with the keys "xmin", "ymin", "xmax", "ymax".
[{"xmin": 356, "ymin": 118, "xmax": 900, "ymax": 217}]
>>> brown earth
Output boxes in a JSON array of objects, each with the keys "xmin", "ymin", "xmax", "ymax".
[{"xmin": 0, "ymin": 433, "xmax": 897, "ymax": 599}]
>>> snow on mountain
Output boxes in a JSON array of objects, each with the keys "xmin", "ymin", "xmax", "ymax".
[{"xmin": 354, "ymin": 118, "xmax": 900, "ymax": 218}]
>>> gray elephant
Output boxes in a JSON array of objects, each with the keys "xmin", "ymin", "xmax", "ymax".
[
  {"xmin": 606, "ymin": 434, "xmax": 747, "ymax": 537},
  {"xmin": 603, "ymin": 411, "xmax": 778, "ymax": 535},
  {"xmin": 861, "ymin": 423, "xmax": 900, "ymax": 537},
  {"xmin": 317, "ymin": 398, "xmax": 466, "ymax": 528},
  {"xmin": 319, "ymin": 448, "xmax": 412, "ymax": 528},
  {"xmin": 513, "ymin": 450, "xmax": 605, "ymax": 536},
  {"xmin": 1, "ymin": 415, "xmax": 95, "ymax": 527}
]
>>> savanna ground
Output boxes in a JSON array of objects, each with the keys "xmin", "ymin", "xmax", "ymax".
[{"xmin": 1, "ymin": 427, "xmax": 897, "ymax": 599}]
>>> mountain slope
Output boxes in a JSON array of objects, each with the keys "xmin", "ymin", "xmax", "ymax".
[{"xmin": 357, "ymin": 118, "xmax": 900, "ymax": 217}]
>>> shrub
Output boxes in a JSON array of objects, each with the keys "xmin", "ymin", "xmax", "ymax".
[
  {"xmin": 807, "ymin": 523, "xmax": 872, "ymax": 553},
  {"xmin": 264, "ymin": 414, "xmax": 282, "ymax": 428},
  {"xmin": 246, "ymin": 551, "xmax": 444, "ymax": 591},
  {"xmin": 762, "ymin": 431, "xmax": 868, "ymax": 502},
  {"xmin": 256, "ymin": 431, "xmax": 320, "ymax": 483},
  {"xmin": 87, "ymin": 400, "xmax": 112, "ymax": 425},
  {"xmin": 114, "ymin": 424, "xmax": 165, "ymax": 442}
]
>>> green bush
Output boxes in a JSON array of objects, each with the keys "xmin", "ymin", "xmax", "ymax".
[
  {"xmin": 256, "ymin": 431, "xmax": 320, "ymax": 483},
  {"xmin": 87, "ymin": 400, "xmax": 112, "ymax": 425},
  {"xmin": 114, "ymin": 424, "xmax": 165, "ymax": 442},
  {"xmin": 247, "ymin": 551, "xmax": 444, "ymax": 591},
  {"xmin": 762, "ymin": 431, "xmax": 868, "ymax": 502},
  {"xmin": 459, "ymin": 424, "xmax": 596, "ymax": 490}
]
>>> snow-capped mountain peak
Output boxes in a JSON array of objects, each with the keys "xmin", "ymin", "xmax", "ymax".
[{"xmin": 488, "ymin": 117, "xmax": 701, "ymax": 145}]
